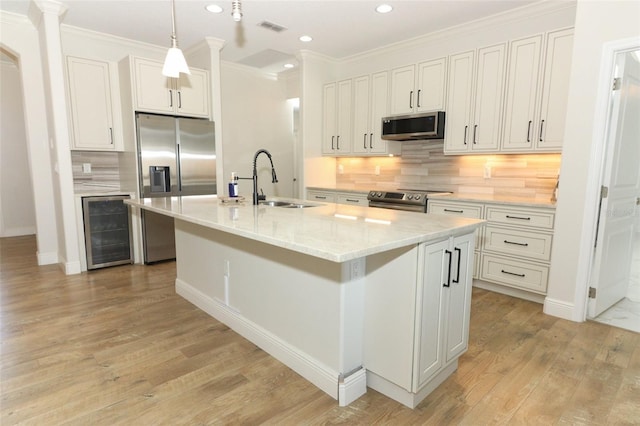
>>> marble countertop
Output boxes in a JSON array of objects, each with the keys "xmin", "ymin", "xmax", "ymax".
[{"xmin": 126, "ymin": 195, "xmax": 484, "ymax": 263}]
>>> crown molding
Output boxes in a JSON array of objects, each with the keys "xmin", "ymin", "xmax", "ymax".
[
  {"xmin": 221, "ymin": 60, "xmax": 279, "ymax": 81},
  {"xmin": 60, "ymin": 24, "xmax": 165, "ymax": 55}
]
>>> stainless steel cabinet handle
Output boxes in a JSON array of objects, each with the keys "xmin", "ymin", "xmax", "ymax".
[
  {"xmin": 473, "ymin": 125, "xmax": 478, "ymax": 144},
  {"xmin": 504, "ymin": 240, "xmax": 529, "ymax": 247},
  {"xmin": 363, "ymin": 134, "xmax": 367, "ymax": 149},
  {"xmin": 501, "ymin": 269, "xmax": 525, "ymax": 278},
  {"xmin": 417, "ymin": 89, "xmax": 421, "ymax": 108},
  {"xmin": 331, "ymin": 136, "xmax": 335, "ymax": 150},
  {"xmin": 444, "ymin": 250, "xmax": 453, "ymax": 287},
  {"xmin": 453, "ymin": 247, "xmax": 462, "ymax": 284},
  {"xmin": 336, "ymin": 135, "xmax": 340, "ymax": 150},
  {"xmin": 345, "ymin": 199, "xmax": 360, "ymax": 203},
  {"xmin": 109, "ymin": 127, "xmax": 113, "ymax": 145},
  {"xmin": 315, "ymin": 196, "xmax": 327, "ymax": 200},
  {"xmin": 527, "ymin": 120, "xmax": 532, "ymax": 142},
  {"xmin": 369, "ymin": 133, "xmax": 373, "ymax": 149},
  {"xmin": 539, "ymin": 120, "xmax": 545, "ymax": 142},
  {"xmin": 178, "ymin": 91, "xmax": 182, "ymax": 108},
  {"xmin": 444, "ymin": 208, "xmax": 464, "ymax": 213},
  {"xmin": 463, "ymin": 125, "xmax": 468, "ymax": 145},
  {"xmin": 169, "ymin": 89, "xmax": 173, "ymax": 107},
  {"xmin": 409, "ymin": 90, "xmax": 413, "ymax": 109},
  {"xmin": 506, "ymin": 215, "xmax": 531, "ymax": 221}
]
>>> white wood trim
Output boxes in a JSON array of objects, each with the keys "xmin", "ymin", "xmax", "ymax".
[
  {"xmin": 176, "ymin": 278, "xmax": 343, "ymax": 401},
  {"xmin": 543, "ymin": 296, "xmax": 575, "ymax": 321},
  {"xmin": 36, "ymin": 250, "xmax": 58, "ymax": 266},
  {"xmin": 338, "ymin": 368, "xmax": 367, "ymax": 407},
  {"xmin": 473, "ymin": 279, "xmax": 545, "ymax": 304}
]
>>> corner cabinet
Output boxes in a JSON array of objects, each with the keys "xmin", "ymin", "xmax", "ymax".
[
  {"xmin": 352, "ymin": 72, "xmax": 400, "ymax": 156},
  {"xmin": 66, "ymin": 56, "xmax": 123, "ymax": 151},
  {"xmin": 365, "ymin": 232, "xmax": 474, "ymax": 408},
  {"xmin": 131, "ymin": 57, "xmax": 210, "ymax": 118},
  {"xmin": 322, "ymin": 80, "xmax": 352, "ymax": 155},
  {"xmin": 501, "ymin": 28, "xmax": 574, "ymax": 152},
  {"xmin": 444, "ymin": 44, "xmax": 507, "ymax": 154},
  {"xmin": 390, "ymin": 58, "xmax": 447, "ymax": 115}
]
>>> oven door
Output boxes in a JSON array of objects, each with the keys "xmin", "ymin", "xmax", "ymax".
[{"xmin": 368, "ymin": 201, "xmax": 426, "ymax": 213}]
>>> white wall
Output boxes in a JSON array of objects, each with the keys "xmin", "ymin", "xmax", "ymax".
[
  {"xmin": 545, "ymin": 0, "xmax": 640, "ymax": 321},
  {"xmin": 0, "ymin": 11, "xmax": 59, "ymax": 264},
  {"xmin": 220, "ymin": 63, "xmax": 295, "ymax": 199},
  {"xmin": 0, "ymin": 57, "xmax": 36, "ymax": 237}
]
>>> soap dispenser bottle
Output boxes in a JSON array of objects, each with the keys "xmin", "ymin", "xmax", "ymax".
[{"xmin": 229, "ymin": 172, "xmax": 239, "ymax": 197}]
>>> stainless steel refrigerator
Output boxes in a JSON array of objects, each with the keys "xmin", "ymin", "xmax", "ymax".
[{"xmin": 137, "ymin": 113, "xmax": 216, "ymax": 263}]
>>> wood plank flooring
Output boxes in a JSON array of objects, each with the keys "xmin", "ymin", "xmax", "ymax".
[{"xmin": 1, "ymin": 235, "xmax": 638, "ymax": 425}]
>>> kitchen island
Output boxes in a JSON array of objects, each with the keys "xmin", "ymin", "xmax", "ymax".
[{"xmin": 125, "ymin": 195, "xmax": 484, "ymax": 408}]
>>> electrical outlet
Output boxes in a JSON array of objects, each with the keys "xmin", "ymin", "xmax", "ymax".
[
  {"xmin": 483, "ymin": 164, "xmax": 491, "ymax": 179},
  {"xmin": 82, "ymin": 163, "xmax": 92, "ymax": 174}
]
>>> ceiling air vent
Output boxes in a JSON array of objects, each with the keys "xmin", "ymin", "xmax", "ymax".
[{"xmin": 258, "ymin": 21, "xmax": 287, "ymax": 33}]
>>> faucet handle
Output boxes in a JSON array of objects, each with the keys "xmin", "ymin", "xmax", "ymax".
[{"xmin": 258, "ymin": 188, "xmax": 266, "ymax": 201}]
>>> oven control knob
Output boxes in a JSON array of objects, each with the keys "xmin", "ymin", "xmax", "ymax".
[
  {"xmin": 376, "ymin": 192, "xmax": 382, "ymax": 197},
  {"xmin": 407, "ymin": 194, "xmax": 413, "ymax": 200},
  {"xmin": 369, "ymin": 191, "xmax": 375, "ymax": 197},
  {"xmin": 414, "ymin": 194, "xmax": 422, "ymax": 201}
]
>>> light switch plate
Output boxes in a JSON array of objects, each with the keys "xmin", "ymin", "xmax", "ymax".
[{"xmin": 82, "ymin": 163, "xmax": 92, "ymax": 174}]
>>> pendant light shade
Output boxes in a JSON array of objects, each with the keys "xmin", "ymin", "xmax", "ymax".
[{"xmin": 162, "ymin": 0, "xmax": 190, "ymax": 77}]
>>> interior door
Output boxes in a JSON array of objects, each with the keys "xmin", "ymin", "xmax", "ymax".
[{"xmin": 589, "ymin": 49, "xmax": 640, "ymax": 317}]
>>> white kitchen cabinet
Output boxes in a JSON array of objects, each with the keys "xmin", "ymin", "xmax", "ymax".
[
  {"xmin": 132, "ymin": 57, "xmax": 210, "ymax": 118},
  {"xmin": 322, "ymin": 80, "xmax": 352, "ymax": 155},
  {"xmin": 335, "ymin": 192, "xmax": 368, "ymax": 206},
  {"xmin": 444, "ymin": 44, "xmax": 507, "ymax": 154},
  {"xmin": 390, "ymin": 58, "xmax": 447, "ymax": 115},
  {"xmin": 66, "ymin": 56, "xmax": 122, "ymax": 151},
  {"xmin": 307, "ymin": 188, "xmax": 369, "ymax": 206},
  {"xmin": 352, "ymin": 72, "xmax": 400, "ymax": 156},
  {"xmin": 502, "ymin": 28, "xmax": 574, "ymax": 152},
  {"xmin": 306, "ymin": 189, "xmax": 337, "ymax": 203},
  {"xmin": 365, "ymin": 232, "xmax": 475, "ymax": 408}
]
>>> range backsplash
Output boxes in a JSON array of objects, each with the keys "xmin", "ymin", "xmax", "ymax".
[{"xmin": 336, "ymin": 141, "xmax": 561, "ymax": 202}]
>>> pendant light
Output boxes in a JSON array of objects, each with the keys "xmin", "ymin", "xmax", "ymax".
[{"xmin": 162, "ymin": 0, "xmax": 190, "ymax": 78}]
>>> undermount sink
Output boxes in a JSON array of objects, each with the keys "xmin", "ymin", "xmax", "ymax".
[{"xmin": 259, "ymin": 200, "xmax": 317, "ymax": 208}]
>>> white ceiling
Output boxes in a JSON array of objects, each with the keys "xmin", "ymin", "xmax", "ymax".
[{"xmin": 1, "ymin": 0, "xmax": 541, "ymax": 73}]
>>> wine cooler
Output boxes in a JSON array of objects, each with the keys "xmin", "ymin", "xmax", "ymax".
[{"xmin": 82, "ymin": 195, "xmax": 133, "ymax": 270}]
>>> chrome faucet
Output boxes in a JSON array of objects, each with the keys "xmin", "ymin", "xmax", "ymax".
[{"xmin": 252, "ymin": 149, "xmax": 278, "ymax": 205}]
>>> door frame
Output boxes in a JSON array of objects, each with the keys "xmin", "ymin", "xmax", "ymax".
[{"xmin": 579, "ymin": 36, "xmax": 640, "ymax": 321}]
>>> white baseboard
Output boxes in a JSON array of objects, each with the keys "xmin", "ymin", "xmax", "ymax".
[
  {"xmin": 543, "ymin": 297, "xmax": 576, "ymax": 321},
  {"xmin": 473, "ymin": 279, "xmax": 545, "ymax": 304},
  {"xmin": 338, "ymin": 368, "xmax": 367, "ymax": 407},
  {"xmin": 176, "ymin": 278, "xmax": 344, "ymax": 401},
  {"xmin": 0, "ymin": 227, "xmax": 36, "ymax": 238},
  {"xmin": 37, "ymin": 250, "xmax": 58, "ymax": 266},
  {"xmin": 64, "ymin": 260, "xmax": 82, "ymax": 275}
]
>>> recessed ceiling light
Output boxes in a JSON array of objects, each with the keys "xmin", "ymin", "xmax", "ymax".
[
  {"xmin": 284, "ymin": 63, "xmax": 295, "ymax": 69},
  {"xmin": 205, "ymin": 4, "xmax": 223, "ymax": 13},
  {"xmin": 376, "ymin": 4, "xmax": 393, "ymax": 14},
  {"xmin": 299, "ymin": 35, "xmax": 313, "ymax": 43}
]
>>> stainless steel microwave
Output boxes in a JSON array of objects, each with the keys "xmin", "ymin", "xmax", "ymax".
[{"xmin": 381, "ymin": 111, "xmax": 445, "ymax": 141}]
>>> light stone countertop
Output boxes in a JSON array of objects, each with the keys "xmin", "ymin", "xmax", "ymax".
[{"xmin": 126, "ymin": 195, "xmax": 484, "ymax": 263}]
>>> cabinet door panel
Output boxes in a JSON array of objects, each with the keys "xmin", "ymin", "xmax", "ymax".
[
  {"xmin": 417, "ymin": 58, "xmax": 447, "ymax": 112},
  {"xmin": 390, "ymin": 65, "xmax": 416, "ymax": 115},
  {"xmin": 322, "ymin": 82, "xmax": 337, "ymax": 154},
  {"xmin": 134, "ymin": 58, "xmax": 173, "ymax": 113},
  {"xmin": 369, "ymin": 71, "xmax": 392, "ymax": 154},
  {"xmin": 67, "ymin": 57, "xmax": 115, "ymax": 150},
  {"xmin": 536, "ymin": 29, "xmax": 574, "ymax": 150},
  {"xmin": 502, "ymin": 35, "xmax": 543, "ymax": 151},
  {"xmin": 444, "ymin": 51, "xmax": 475, "ymax": 153},
  {"xmin": 445, "ymin": 233, "xmax": 473, "ymax": 362},
  {"xmin": 177, "ymin": 68, "xmax": 210, "ymax": 117},
  {"xmin": 352, "ymin": 75, "xmax": 371, "ymax": 154},
  {"xmin": 336, "ymin": 79, "xmax": 353, "ymax": 154},
  {"xmin": 472, "ymin": 44, "xmax": 506, "ymax": 151},
  {"xmin": 413, "ymin": 239, "xmax": 447, "ymax": 391}
]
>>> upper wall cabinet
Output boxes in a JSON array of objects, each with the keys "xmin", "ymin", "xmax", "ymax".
[
  {"xmin": 444, "ymin": 44, "xmax": 507, "ymax": 154},
  {"xmin": 66, "ymin": 56, "xmax": 123, "ymax": 151},
  {"xmin": 352, "ymin": 72, "xmax": 401, "ymax": 156},
  {"xmin": 390, "ymin": 58, "xmax": 447, "ymax": 115},
  {"xmin": 132, "ymin": 57, "xmax": 210, "ymax": 118},
  {"xmin": 322, "ymin": 79, "xmax": 353, "ymax": 155},
  {"xmin": 501, "ymin": 28, "xmax": 574, "ymax": 152}
]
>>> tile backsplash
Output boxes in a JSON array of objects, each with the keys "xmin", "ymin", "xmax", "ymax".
[
  {"xmin": 336, "ymin": 141, "xmax": 561, "ymax": 202},
  {"xmin": 71, "ymin": 151, "xmax": 122, "ymax": 192}
]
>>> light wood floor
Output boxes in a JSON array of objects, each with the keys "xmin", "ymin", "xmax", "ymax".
[{"xmin": 1, "ymin": 235, "xmax": 638, "ymax": 425}]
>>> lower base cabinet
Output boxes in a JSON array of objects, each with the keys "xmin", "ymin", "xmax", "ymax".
[{"xmin": 365, "ymin": 232, "xmax": 474, "ymax": 408}]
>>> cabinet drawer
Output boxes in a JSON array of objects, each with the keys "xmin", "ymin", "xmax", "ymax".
[
  {"xmin": 428, "ymin": 201, "xmax": 483, "ymax": 218},
  {"xmin": 483, "ymin": 225, "xmax": 553, "ymax": 261},
  {"xmin": 307, "ymin": 191, "xmax": 336, "ymax": 203},
  {"xmin": 485, "ymin": 206, "xmax": 555, "ymax": 229},
  {"xmin": 480, "ymin": 254, "xmax": 549, "ymax": 293},
  {"xmin": 336, "ymin": 194, "xmax": 368, "ymax": 206}
]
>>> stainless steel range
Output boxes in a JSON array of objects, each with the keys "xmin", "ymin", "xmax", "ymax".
[{"xmin": 367, "ymin": 189, "xmax": 452, "ymax": 212}]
